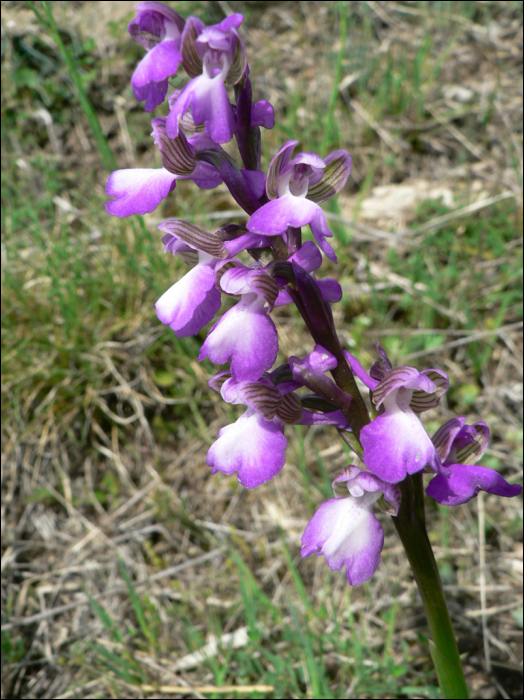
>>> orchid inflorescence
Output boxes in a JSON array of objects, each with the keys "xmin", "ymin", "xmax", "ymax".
[{"xmin": 106, "ymin": 2, "xmax": 521, "ymax": 589}]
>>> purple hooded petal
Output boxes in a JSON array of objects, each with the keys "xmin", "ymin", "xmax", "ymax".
[
  {"xmin": 247, "ymin": 195, "xmax": 320, "ymax": 235},
  {"xmin": 411, "ymin": 369, "xmax": 449, "ymax": 412},
  {"xmin": 106, "ymin": 168, "xmax": 176, "ymax": 217},
  {"xmin": 251, "ymin": 100, "xmax": 275, "ymax": 129},
  {"xmin": 309, "ymin": 208, "xmax": 337, "ymax": 263},
  {"xmin": 289, "ymin": 151, "xmax": 326, "ymax": 171},
  {"xmin": 431, "ymin": 417, "xmax": 467, "ymax": 462},
  {"xmin": 219, "ymin": 13, "xmax": 244, "ymax": 31},
  {"xmin": 307, "ymin": 150, "xmax": 352, "ymax": 203},
  {"xmin": 155, "ymin": 263, "xmax": 221, "ymax": 337},
  {"xmin": 343, "ymin": 350, "xmax": 378, "ymax": 391},
  {"xmin": 207, "ymin": 409, "xmax": 286, "ymax": 488},
  {"xmin": 450, "ymin": 421, "xmax": 490, "ymax": 465},
  {"xmin": 198, "ymin": 298, "xmax": 278, "ymax": 381},
  {"xmin": 361, "ymin": 407, "xmax": 441, "ymax": 483},
  {"xmin": 266, "ymin": 140, "xmax": 298, "ymax": 200},
  {"xmin": 128, "ymin": 2, "xmax": 185, "ymax": 48},
  {"xmin": 372, "ymin": 366, "xmax": 424, "ymax": 410},
  {"xmin": 301, "ymin": 497, "xmax": 383, "ymax": 586},
  {"xmin": 218, "ymin": 265, "xmax": 252, "ymax": 295},
  {"xmin": 427, "ymin": 464, "xmax": 522, "ymax": 506}
]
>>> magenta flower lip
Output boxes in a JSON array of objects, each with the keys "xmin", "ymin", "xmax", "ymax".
[{"xmin": 301, "ymin": 466, "xmax": 400, "ymax": 586}]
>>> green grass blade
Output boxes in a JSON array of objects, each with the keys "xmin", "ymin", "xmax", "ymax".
[
  {"xmin": 28, "ymin": 1, "xmax": 117, "ymax": 171},
  {"xmin": 280, "ymin": 537, "xmax": 317, "ymax": 619},
  {"xmin": 117, "ymin": 559, "xmax": 155, "ymax": 650},
  {"xmin": 87, "ymin": 642, "xmax": 140, "ymax": 685}
]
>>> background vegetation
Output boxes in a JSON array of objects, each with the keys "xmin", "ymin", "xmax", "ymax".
[{"xmin": 2, "ymin": 1, "xmax": 522, "ymax": 698}]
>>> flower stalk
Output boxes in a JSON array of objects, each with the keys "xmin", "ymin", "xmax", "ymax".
[{"xmin": 393, "ymin": 474, "xmax": 469, "ymax": 699}]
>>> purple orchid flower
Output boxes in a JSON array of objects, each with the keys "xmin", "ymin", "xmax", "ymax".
[
  {"xmin": 105, "ymin": 123, "xmax": 222, "ymax": 217},
  {"xmin": 154, "ymin": 221, "xmax": 226, "ymax": 337},
  {"xmin": 426, "ymin": 418, "xmax": 522, "ymax": 505},
  {"xmin": 206, "ymin": 373, "xmax": 302, "ymax": 487},
  {"xmin": 155, "ymin": 222, "xmax": 271, "ymax": 338},
  {"xmin": 128, "ymin": 2, "xmax": 185, "ymax": 111},
  {"xmin": 198, "ymin": 262, "xmax": 279, "ymax": 381},
  {"xmin": 301, "ymin": 466, "xmax": 401, "ymax": 586},
  {"xmin": 345, "ymin": 346, "xmax": 449, "ymax": 483},
  {"xmin": 247, "ymin": 141, "xmax": 352, "ymax": 262},
  {"xmin": 166, "ymin": 14, "xmax": 247, "ymax": 143}
]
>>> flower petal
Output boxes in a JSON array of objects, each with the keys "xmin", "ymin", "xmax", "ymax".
[
  {"xmin": 199, "ymin": 298, "xmax": 278, "ymax": 381},
  {"xmin": 431, "ymin": 417, "xmax": 467, "ymax": 462},
  {"xmin": 207, "ymin": 409, "xmax": 286, "ymax": 487},
  {"xmin": 301, "ymin": 497, "xmax": 383, "ymax": 585},
  {"xmin": 309, "ymin": 209, "xmax": 337, "ymax": 263},
  {"xmin": 266, "ymin": 140, "xmax": 298, "ymax": 200},
  {"xmin": 132, "ymin": 40, "xmax": 182, "ymax": 88},
  {"xmin": 306, "ymin": 150, "xmax": 352, "ymax": 203},
  {"xmin": 289, "ymin": 241, "xmax": 322, "ymax": 272},
  {"xmin": 361, "ymin": 408, "xmax": 441, "ymax": 483},
  {"xmin": 427, "ymin": 464, "xmax": 522, "ymax": 506},
  {"xmin": 251, "ymin": 100, "xmax": 275, "ymax": 129},
  {"xmin": 317, "ymin": 278, "xmax": 342, "ymax": 303},
  {"xmin": 155, "ymin": 264, "xmax": 221, "ymax": 337},
  {"xmin": 343, "ymin": 351, "xmax": 378, "ymax": 391},
  {"xmin": 132, "ymin": 79, "xmax": 169, "ymax": 112},
  {"xmin": 247, "ymin": 195, "xmax": 320, "ymax": 235},
  {"xmin": 299, "ymin": 409, "xmax": 350, "ymax": 430},
  {"xmin": 451, "ymin": 421, "xmax": 490, "ymax": 465},
  {"xmin": 106, "ymin": 168, "xmax": 176, "ymax": 217},
  {"xmin": 167, "ymin": 72, "xmax": 234, "ymax": 143},
  {"xmin": 410, "ymin": 369, "xmax": 449, "ymax": 413}
]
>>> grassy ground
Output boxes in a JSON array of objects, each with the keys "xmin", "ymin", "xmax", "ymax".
[{"xmin": 1, "ymin": 1, "xmax": 522, "ymax": 698}]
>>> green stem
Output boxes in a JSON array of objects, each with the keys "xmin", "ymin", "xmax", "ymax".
[{"xmin": 393, "ymin": 474, "xmax": 469, "ymax": 699}]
